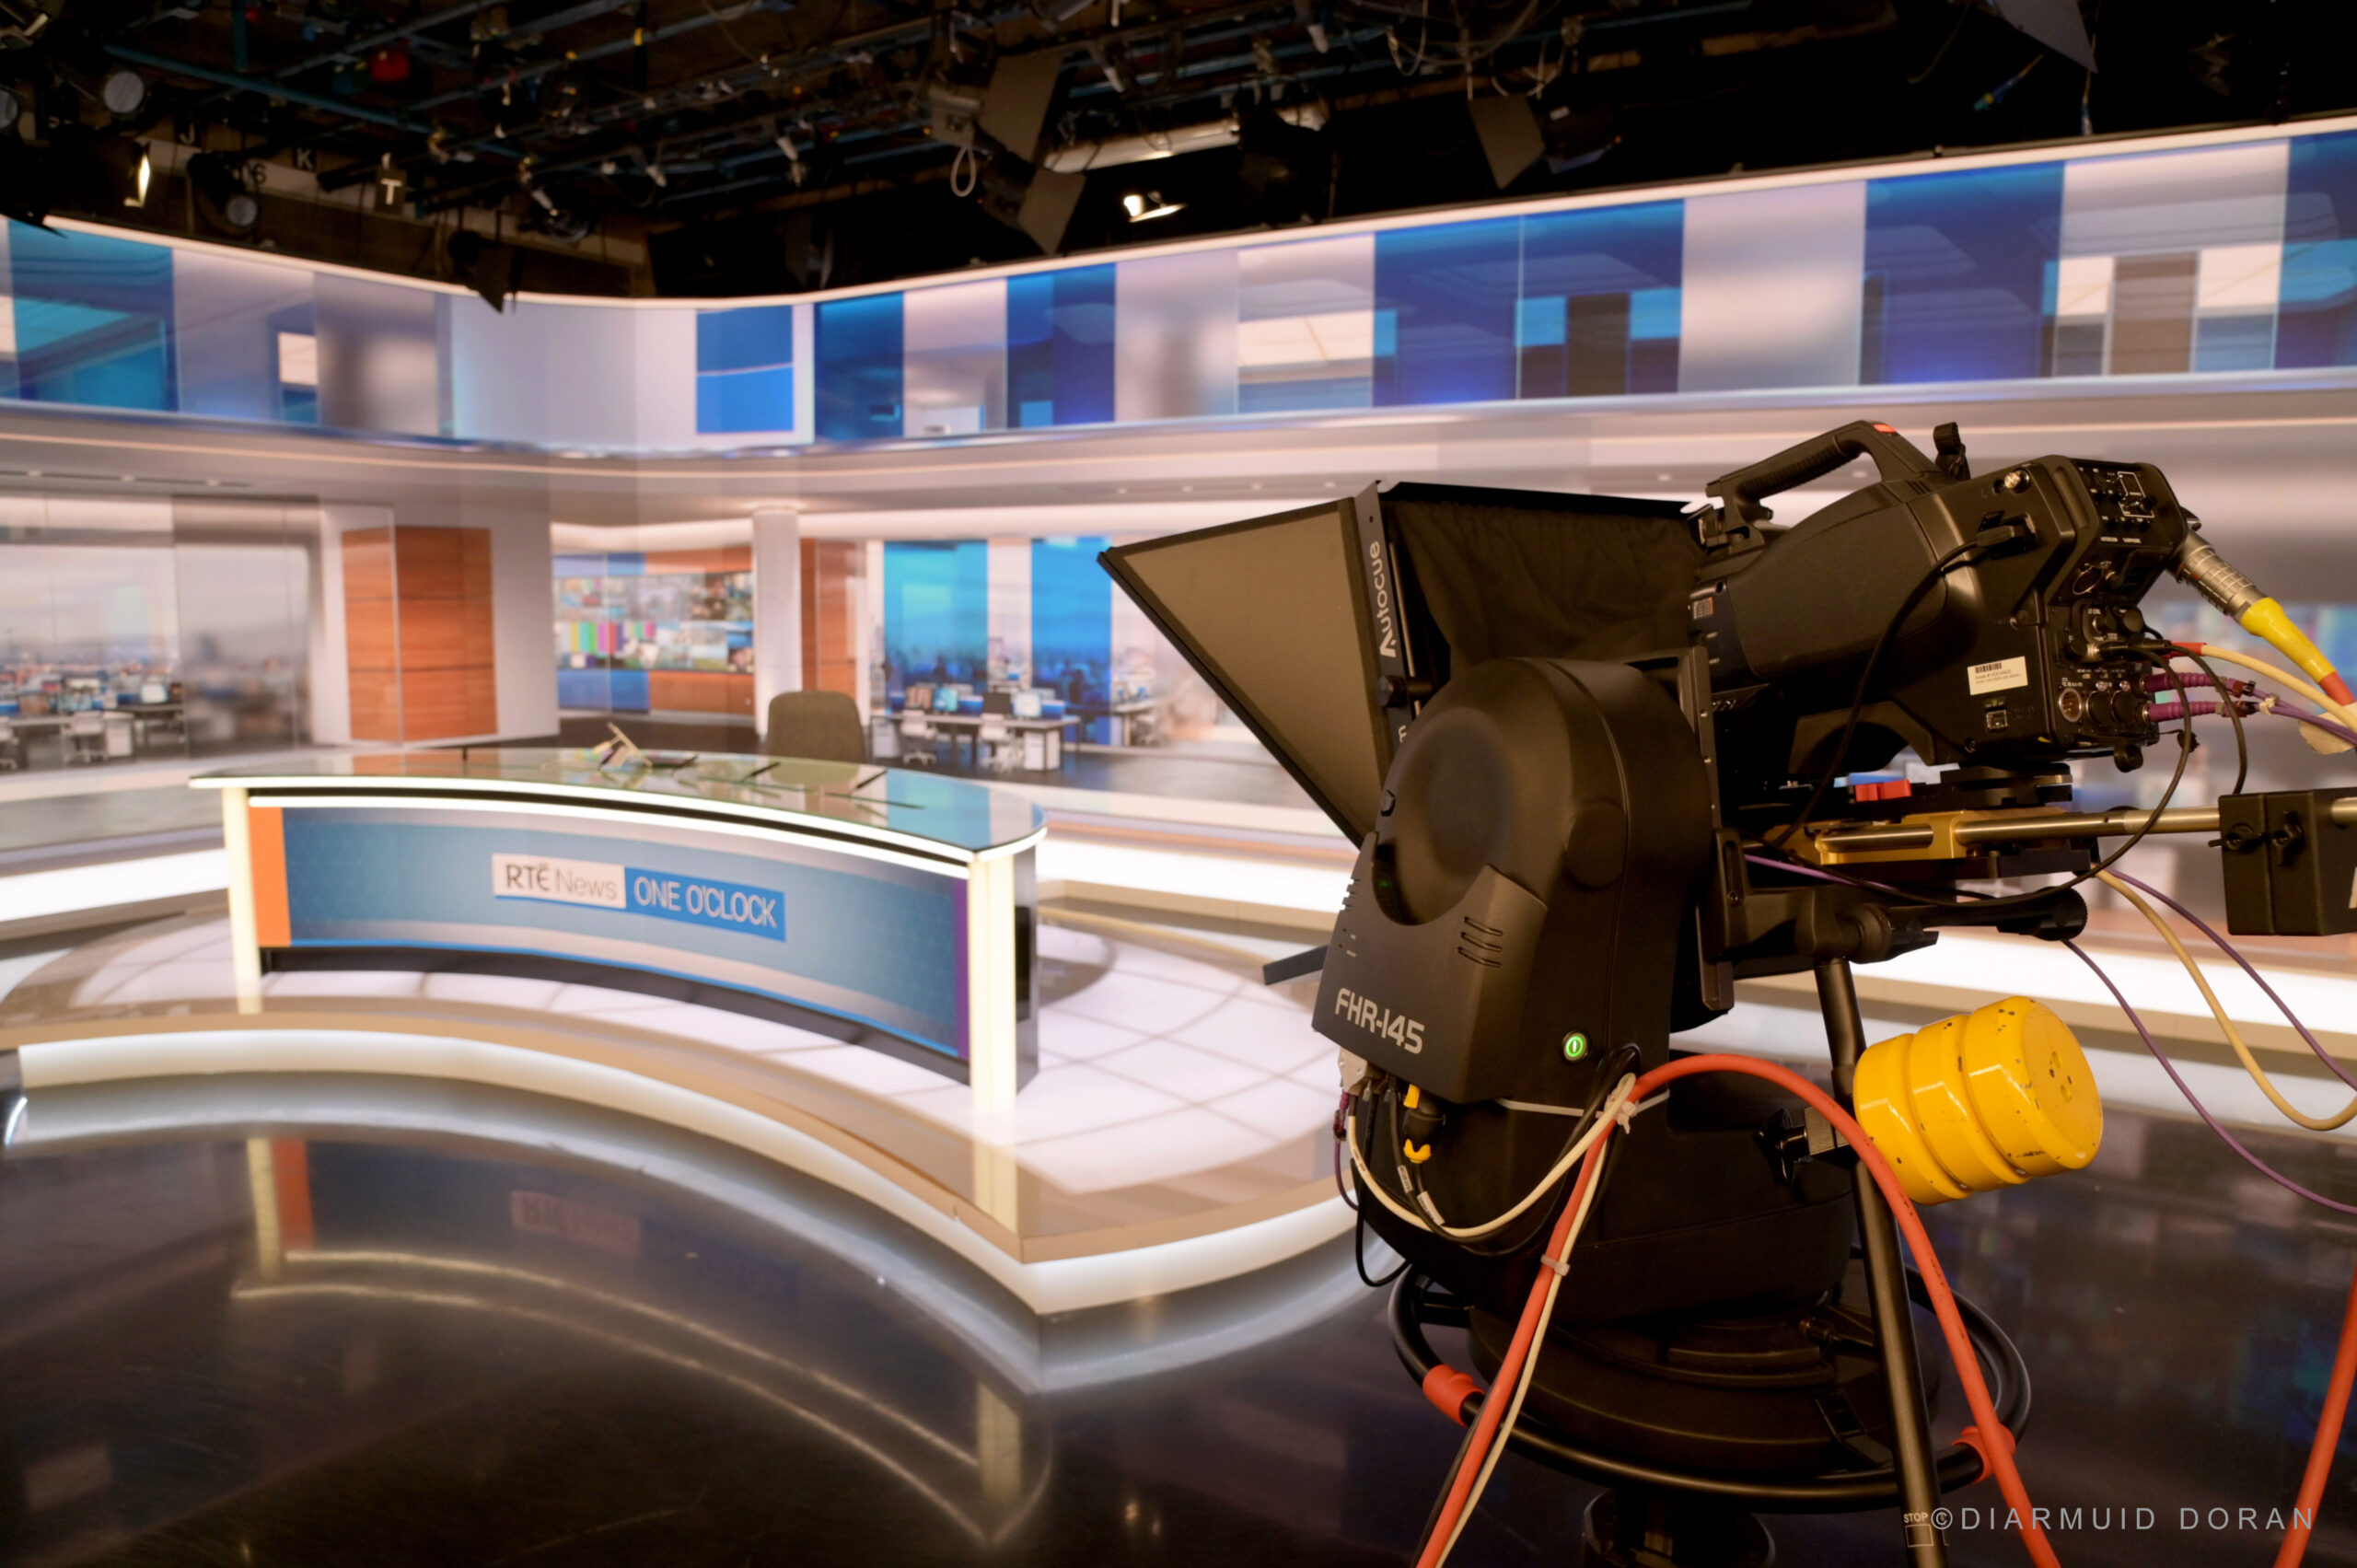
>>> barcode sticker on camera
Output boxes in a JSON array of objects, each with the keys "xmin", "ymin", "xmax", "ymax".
[{"xmin": 1968, "ymin": 656, "xmax": 2029, "ymax": 695}]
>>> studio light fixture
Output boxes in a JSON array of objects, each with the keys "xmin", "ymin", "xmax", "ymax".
[
  {"xmin": 92, "ymin": 137, "xmax": 153, "ymax": 208},
  {"xmin": 189, "ymin": 151, "xmax": 261, "ymax": 234},
  {"xmin": 100, "ymin": 68, "xmax": 146, "ymax": 116},
  {"xmin": 447, "ymin": 228, "xmax": 521, "ymax": 311},
  {"xmin": 1121, "ymin": 190, "xmax": 1182, "ymax": 222},
  {"xmin": 1042, "ymin": 102, "xmax": 1323, "ymax": 173}
]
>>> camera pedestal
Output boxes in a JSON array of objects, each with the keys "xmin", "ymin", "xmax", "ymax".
[
  {"xmin": 1816, "ymin": 954, "xmax": 1947, "ymax": 1567},
  {"xmin": 1581, "ymin": 1489, "xmax": 1774, "ymax": 1568}
]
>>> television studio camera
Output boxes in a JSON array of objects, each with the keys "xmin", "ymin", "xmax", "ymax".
[{"xmin": 1100, "ymin": 421, "xmax": 2357, "ymax": 1568}]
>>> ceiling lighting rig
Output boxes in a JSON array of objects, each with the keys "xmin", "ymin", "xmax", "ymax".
[{"xmin": 0, "ymin": 0, "xmax": 2340, "ymax": 292}]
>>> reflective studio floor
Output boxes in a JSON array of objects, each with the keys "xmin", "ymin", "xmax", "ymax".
[{"xmin": 8, "ymin": 1003, "xmax": 2357, "ymax": 1565}]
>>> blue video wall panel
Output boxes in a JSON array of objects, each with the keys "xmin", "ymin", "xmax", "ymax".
[
  {"xmin": 816, "ymin": 294, "xmax": 905, "ymax": 441},
  {"xmin": 1517, "ymin": 201, "xmax": 1683, "ymax": 397},
  {"xmin": 695, "ymin": 304, "xmax": 795, "ymax": 434},
  {"xmin": 10, "ymin": 123, "xmax": 2357, "ymax": 449},
  {"xmin": 882, "ymin": 540, "xmax": 989, "ymax": 696},
  {"xmin": 1862, "ymin": 163, "xmax": 2063, "ymax": 386},
  {"xmin": 1031, "ymin": 536, "xmax": 1112, "ymax": 715},
  {"xmin": 8, "ymin": 226, "xmax": 177, "ymax": 411},
  {"xmin": 2280, "ymin": 130, "xmax": 2357, "ymax": 371},
  {"xmin": 1007, "ymin": 265, "xmax": 1116, "ymax": 428},
  {"xmin": 1373, "ymin": 217, "xmax": 1522, "ymax": 406}
]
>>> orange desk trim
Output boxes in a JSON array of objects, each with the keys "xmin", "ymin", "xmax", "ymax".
[{"xmin": 248, "ymin": 804, "xmax": 291, "ymax": 949}]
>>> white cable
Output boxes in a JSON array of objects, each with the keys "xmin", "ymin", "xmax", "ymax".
[
  {"xmin": 2182, "ymin": 645, "xmax": 2357, "ymax": 738},
  {"xmin": 1433, "ymin": 1132, "xmax": 1611, "ymax": 1565},
  {"xmin": 2249, "ymin": 692, "xmax": 2356, "ymax": 755},
  {"xmin": 1345, "ymin": 1075, "xmax": 1640, "ymax": 1240}
]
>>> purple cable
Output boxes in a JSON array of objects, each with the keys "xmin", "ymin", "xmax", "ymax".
[
  {"xmin": 2143, "ymin": 691, "xmax": 2357, "ymax": 746},
  {"xmin": 2107, "ymin": 869, "xmax": 2357, "ymax": 1094},
  {"xmin": 1747, "ymin": 852, "xmax": 2356, "ymax": 1084},
  {"xmin": 2064, "ymin": 939, "xmax": 2357, "ymax": 1217},
  {"xmin": 2143, "ymin": 665, "xmax": 2357, "ymax": 743},
  {"xmin": 2147, "ymin": 700, "xmax": 2235, "ymax": 722},
  {"xmin": 1746, "ymin": 852, "xmax": 1855, "ymax": 887},
  {"xmin": 1741, "ymin": 851, "xmax": 2357, "ymax": 1213},
  {"xmin": 2262, "ymin": 704, "xmax": 2357, "ymax": 749},
  {"xmin": 2144, "ymin": 670, "xmax": 2255, "ymax": 696}
]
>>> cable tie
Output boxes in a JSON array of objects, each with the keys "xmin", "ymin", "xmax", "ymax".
[
  {"xmin": 1538, "ymin": 1251, "xmax": 1569, "ymax": 1278},
  {"xmin": 1614, "ymin": 1087, "xmax": 1668, "ymax": 1131}
]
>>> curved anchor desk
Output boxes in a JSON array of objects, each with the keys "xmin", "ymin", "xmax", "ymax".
[{"xmin": 194, "ymin": 749, "xmax": 1043, "ymax": 1112}]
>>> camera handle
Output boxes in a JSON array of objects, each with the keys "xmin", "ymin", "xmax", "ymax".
[{"xmin": 1706, "ymin": 420, "xmax": 1943, "ymax": 536}]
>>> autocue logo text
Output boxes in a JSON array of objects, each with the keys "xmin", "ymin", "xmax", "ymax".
[{"xmin": 492, "ymin": 853, "xmax": 785, "ymax": 941}]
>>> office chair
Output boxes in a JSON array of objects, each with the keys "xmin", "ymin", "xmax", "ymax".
[
  {"xmin": 973, "ymin": 690, "xmax": 1025, "ymax": 772},
  {"xmin": 976, "ymin": 712, "xmax": 1020, "ymax": 772},
  {"xmin": 66, "ymin": 709, "xmax": 106, "ymax": 764},
  {"xmin": 898, "ymin": 709, "xmax": 940, "ymax": 768},
  {"xmin": 762, "ymin": 691, "xmax": 868, "ymax": 764}
]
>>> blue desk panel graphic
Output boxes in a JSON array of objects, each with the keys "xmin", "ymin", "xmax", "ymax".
[{"xmin": 280, "ymin": 810, "xmax": 966, "ymax": 1057}]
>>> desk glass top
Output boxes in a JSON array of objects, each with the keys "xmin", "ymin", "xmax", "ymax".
[{"xmin": 193, "ymin": 749, "xmax": 1045, "ymax": 855}]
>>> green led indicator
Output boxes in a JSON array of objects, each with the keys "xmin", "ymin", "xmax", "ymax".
[{"xmin": 1563, "ymin": 1032, "xmax": 1589, "ymax": 1063}]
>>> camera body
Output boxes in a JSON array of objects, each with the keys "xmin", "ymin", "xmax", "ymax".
[
  {"xmin": 1693, "ymin": 431, "xmax": 2193, "ymax": 831},
  {"xmin": 1312, "ymin": 425, "xmax": 2205, "ymax": 1110}
]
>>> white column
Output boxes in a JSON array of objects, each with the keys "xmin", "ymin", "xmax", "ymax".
[
  {"xmin": 220, "ymin": 786, "xmax": 263, "ymax": 1015},
  {"xmin": 851, "ymin": 558, "xmax": 875, "ymax": 718},
  {"xmin": 966, "ymin": 849, "xmax": 1021, "ymax": 1118},
  {"xmin": 987, "ymin": 537, "xmax": 1031, "ymax": 684},
  {"xmin": 751, "ymin": 505, "xmax": 803, "ymax": 738}
]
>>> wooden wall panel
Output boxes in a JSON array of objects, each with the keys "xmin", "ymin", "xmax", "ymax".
[
  {"xmin": 346, "ymin": 671, "xmax": 403, "ymax": 740},
  {"xmin": 400, "ymin": 681, "xmax": 471, "ymax": 740},
  {"xmin": 649, "ymin": 671, "xmax": 754, "ymax": 714},
  {"xmin": 396, "ymin": 598, "xmax": 469, "ymax": 671},
  {"xmin": 800, "ymin": 540, "xmax": 862, "ymax": 701},
  {"xmin": 464, "ymin": 668, "xmax": 499, "ymax": 733},
  {"xmin": 392, "ymin": 526, "xmax": 467, "ymax": 598},
  {"xmin": 343, "ymin": 524, "xmax": 497, "ymax": 743},
  {"xmin": 343, "ymin": 600, "xmax": 401, "ymax": 671},
  {"xmin": 645, "ymin": 547, "xmax": 753, "ymax": 575},
  {"xmin": 461, "ymin": 598, "xmax": 495, "ymax": 667},
  {"xmin": 342, "ymin": 528, "xmax": 401, "ymax": 740},
  {"xmin": 342, "ymin": 529, "xmax": 397, "ymax": 602}
]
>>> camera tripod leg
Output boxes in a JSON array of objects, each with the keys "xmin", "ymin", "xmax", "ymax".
[{"xmin": 1817, "ymin": 957, "xmax": 1948, "ymax": 1568}]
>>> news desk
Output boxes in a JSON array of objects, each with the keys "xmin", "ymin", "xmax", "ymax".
[{"xmin": 193, "ymin": 749, "xmax": 1044, "ymax": 1109}]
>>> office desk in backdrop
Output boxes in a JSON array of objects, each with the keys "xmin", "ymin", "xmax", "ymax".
[{"xmin": 194, "ymin": 750, "xmax": 1044, "ymax": 1109}]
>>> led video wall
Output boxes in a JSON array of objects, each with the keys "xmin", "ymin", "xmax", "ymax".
[{"xmin": 0, "ymin": 123, "xmax": 2350, "ymax": 452}]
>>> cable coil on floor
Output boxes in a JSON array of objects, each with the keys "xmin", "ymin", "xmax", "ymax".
[{"xmin": 1386, "ymin": 1262, "xmax": 2032, "ymax": 1513}]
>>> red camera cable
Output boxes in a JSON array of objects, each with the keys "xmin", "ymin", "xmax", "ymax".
[{"xmin": 1412, "ymin": 1051, "xmax": 2357, "ymax": 1568}]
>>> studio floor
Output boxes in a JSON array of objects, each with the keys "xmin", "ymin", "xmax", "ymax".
[
  {"xmin": 10, "ymin": 750, "xmax": 2357, "ymax": 1567},
  {"xmin": 9, "ymin": 972, "xmax": 2357, "ymax": 1567}
]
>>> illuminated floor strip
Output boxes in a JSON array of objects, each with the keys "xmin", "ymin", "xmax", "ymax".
[{"xmin": 0, "ymin": 850, "xmax": 228, "ymax": 923}]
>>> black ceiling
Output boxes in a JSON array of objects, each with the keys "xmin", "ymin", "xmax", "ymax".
[{"xmin": 4, "ymin": 0, "xmax": 2353, "ymax": 296}]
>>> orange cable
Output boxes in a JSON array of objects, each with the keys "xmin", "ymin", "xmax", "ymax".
[
  {"xmin": 2273, "ymin": 1248, "xmax": 2357, "ymax": 1568},
  {"xmin": 1412, "ymin": 1052, "xmax": 2357, "ymax": 1568}
]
